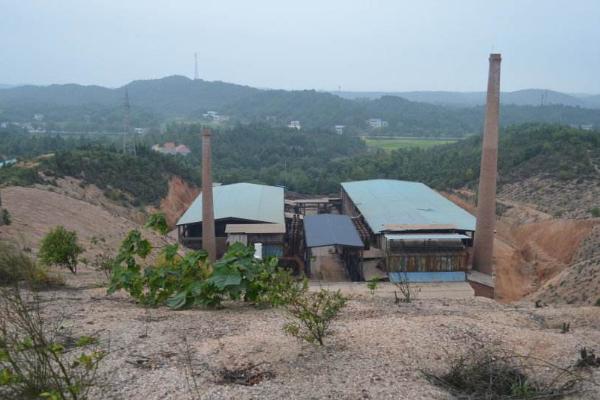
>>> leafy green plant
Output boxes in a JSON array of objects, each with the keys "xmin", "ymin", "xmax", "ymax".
[
  {"xmin": 144, "ymin": 212, "xmax": 169, "ymax": 234},
  {"xmin": 38, "ymin": 226, "xmax": 84, "ymax": 274},
  {"xmin": 366, "ymin": 277, "xmax": 379, "ymax": 296},
  {"xmin": 283, "ymin": 289, "xmax": 347, "ymax": 346},
  {"xmin": 0, "ymin": 286, "xmax": 105, "ymax": 399},
  {"xmin": 590, "ymin": 207, "xmax": 600, "ymax": 218},
  {"xmin": 108, "ymin": 214, "xmax": 299, "ymax": 309}
]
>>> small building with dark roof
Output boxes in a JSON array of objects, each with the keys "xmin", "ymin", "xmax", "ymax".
[{"xmin": 303, "ymin": 214, "xmax": 364, "ymax": 280}]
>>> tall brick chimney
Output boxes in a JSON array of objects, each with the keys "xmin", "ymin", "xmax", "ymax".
[
  {"xmin": 202, "ymin": 128, "xmax": 216, "ymax": 262},
  {"xmin": 473, "ymin": 53, "xmax": 501, "ymax": 276}
]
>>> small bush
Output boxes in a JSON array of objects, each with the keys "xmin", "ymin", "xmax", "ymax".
[
  {"xmin": 590, "ymin": 207, "xmax": 600, "ymax": 218},
  {"xmin": 39, "ymin": 226, "xmax": 84, "ymax": 274},
  {"xmin": 91, "ymin": 254, "xmax": 115, "ymax": 281},
  {"xmin": 0, "ymin": 241, "xmax": 63, "ymax": 287},
  {"xmin": 393, "ymin": 271, "xmax": 420, "ymax": 303},
  {"xmin": 0, "ymin": 209, "xmax": 10, "ymax": 225},
  {"xmin": 0, "ymin": 287, "xmax": 105, "ymax": 399},
  {"xmin": 425, "ymin": 347, "xmax": 585, "ymax": 399},
  {"xmin": 595, "ymin": 298, "xmax": 600, "ymax": 307},
  {"xmin": 283, "ymin": 289, "xmax": 347, "ymax": 346},
  {"xmin": 366, "ymin": 278, "xmax": 379, "ymax": 295}
]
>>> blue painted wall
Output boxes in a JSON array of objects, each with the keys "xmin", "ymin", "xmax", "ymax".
[{"xmin": 389, "ymin": 271, "xmax": 466, "ymax": 283}]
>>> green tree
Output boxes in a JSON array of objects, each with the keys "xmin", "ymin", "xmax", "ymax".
[{"xmin": 38, "ymin": 226, "xmax": 84, "ymax": 274}]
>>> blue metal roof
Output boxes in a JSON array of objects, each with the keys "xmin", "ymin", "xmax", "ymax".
[
  {"xmin": 341, "ymin": 179, "xmax": 476, "ymax": 234},
  {"xmin": 176, "ymin": 183, "xmax": 285, "ymax": 226},
  {"xmin": 304, "ymin": 214, "xmax": 364, "ymax": 248}
]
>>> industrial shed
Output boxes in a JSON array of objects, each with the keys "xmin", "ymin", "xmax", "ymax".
[
  {"xmin": 303, "ymin": 214, "xmax": 364, "ymax": 280},
  {"xmin": 176, "ymin": 183, "xmax": 285, "ymax": 257},
  {"xmin": 341, "ymin": 179, "xmax": 476, "ymax": 282},
  {"xmin": 225, "ymin": 223, "xmax": 286, "ymax": 257}
]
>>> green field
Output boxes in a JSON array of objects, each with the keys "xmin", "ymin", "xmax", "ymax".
[{"xmin": 362, "ymin": 136, "xmax": 458, "ymax": 151}]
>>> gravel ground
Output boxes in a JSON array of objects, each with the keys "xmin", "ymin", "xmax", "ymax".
[{"xmin": 30, "ymin": 268, "xmax": 600, "ymax": 400}]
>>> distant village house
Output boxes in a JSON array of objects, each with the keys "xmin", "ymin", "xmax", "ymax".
[
  {"xmin": 367, "ymin": 118, "xmax": 388, "ymax": 129},
  {"xmin": 288, "ymin": 120, "xmax": 301, "ymax": 130},
  {"xmin": 151, "ymin": 142, "xmax": 191, "ymax": 156}
]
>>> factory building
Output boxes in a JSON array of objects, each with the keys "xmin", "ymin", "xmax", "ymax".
[
  {"xmin": 176, "ymin": 183, "xmax": 285, "ymax": 258},
  {"xmin": 340, "ymin": 179, "xmax": 476, "ymax": 282}
]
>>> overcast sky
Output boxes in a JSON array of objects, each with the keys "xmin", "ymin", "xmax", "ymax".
[{"xmin": 1, "ymin": 0, "xmax": 599, "ymax": 93}]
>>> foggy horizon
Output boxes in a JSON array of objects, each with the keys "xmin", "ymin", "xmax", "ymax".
[{"xmin": 2, "ymin": 0, "xmax": 600, "ymax": 93}]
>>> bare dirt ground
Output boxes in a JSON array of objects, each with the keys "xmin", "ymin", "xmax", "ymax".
[
  {"xmin": 28, "ymin": 267, "xmax": 599, "ymax": 400},
  {"xmin": 0, "ymin": 186, "xmax": 171, "ymax": 262},
  {"xmin": 160, "ymin": 176, "xmax": 200, "ymax": 227},
  {"xmin": 446, "ymin": 190, "xmax": 600, "ymax": 303}
]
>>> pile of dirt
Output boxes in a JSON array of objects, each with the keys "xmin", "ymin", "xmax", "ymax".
[{"xmin": 159, "ymin": 176, "xmax": 199, "ymax": 227}]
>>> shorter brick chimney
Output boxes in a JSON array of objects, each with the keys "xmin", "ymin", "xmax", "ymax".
[{"xmin": 202, "ymin": 128, "xmax": 216, "ymax": 262}]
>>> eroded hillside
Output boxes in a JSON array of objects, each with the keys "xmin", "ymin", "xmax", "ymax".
[{"xmin": 0, "ymin": 185, "xmax": 171, "ymax": 263}]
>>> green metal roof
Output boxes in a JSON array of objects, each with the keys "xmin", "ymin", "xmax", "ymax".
[
  {"xmin": 341, "ymin": 179, "xmax": 476, "ymax": 234},
  {"xmin": 176, "ymin": 183, "xmax": 285, "ymax": 226}
]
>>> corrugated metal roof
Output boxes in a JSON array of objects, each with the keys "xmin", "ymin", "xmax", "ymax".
[
  {"xmin": 304, "ymin": 214, "xmax": 364, "ymax": 248},
  {"xmin": 225, "ymin": 223, "xmax": 286, "ymax": 234},
  {"xmin": 385, "ymin": 233, "xmax": 470, "ymax": 241},
  {"xmin": 176, "ymin": 183, "xmax": 285, "ymax": 226},
  {"xmin": 341, "ymin": 179, "xmax": 476, "ymax": 234}
]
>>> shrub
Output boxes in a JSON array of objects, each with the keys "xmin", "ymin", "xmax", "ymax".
[
  {"xmin": 91, "ymin": 254, "xmax": 116, "ymax": 282},
  {"xmin": 0, "ymin": 286, "xmax": 105, "ymax": 399},
  {"xmin": 424, "ymin": 346, "xmax": 586, "ymax": 400},
  {"xmin": 0, "ymin": 209, "xmax": 10, "ymax": 226},
  {"xmin": 144, "ymin": 212, "xmax": 169, "ymax": 234},
  {"xmin": 393, "ymin": 271, "xmax": 420, "ymax": 303},
  {"xmin": 39, "ymin": 226, "xmax": 84, "ymax": 274},
  {"xmin": 108, "ymin": 218, "xmax": 299, "ymax": 309},
  {"xmin": 590, "ymin": 207, "xmax": 600, "ymax": 218},
  {"xmin": 283, "ymin": 289, "xmax": 347, "ymax": 346},
  {"xmin": 366, "ymin": 277, "xmax": 379, "ymax": 296},
  {"xmin": 0, "ymin": 241, "xmax": 63, "ymax": 287},
  {"xmin": 595, "ymin": 298, "xmax": 600, "ymax": 307}
]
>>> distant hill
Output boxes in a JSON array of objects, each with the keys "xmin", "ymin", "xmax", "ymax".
[
  {"xmin": 336, "ymin": 89, "xmax": 598, "ymax": 108},
  {"xmin": 2, "ymin": 76, "xmax": 600, "ymax": 136},
  {"xmin": 0, "ymin": 84, "xmax": 17, "ymax": 90},
  {"xmin": 0, "ymin": 75, "xmax": 258, "ymax": 117}
]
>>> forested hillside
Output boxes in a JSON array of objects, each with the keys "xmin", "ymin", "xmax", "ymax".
[
  {"xmin": 3, "ymin": 123, "xmax": 597, "ymax": 206},
  {"xmin": 3, "ymin": 76, "xmax": 600, "ymax": 136},
  {"xmin": 326, "ymin": 123, "xmax": 600, "ymax": 191}
]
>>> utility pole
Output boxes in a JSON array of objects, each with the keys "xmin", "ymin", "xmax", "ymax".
[{"xmin": 123, "ymin": 88, "xmax": 136, "ymax": 156}]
